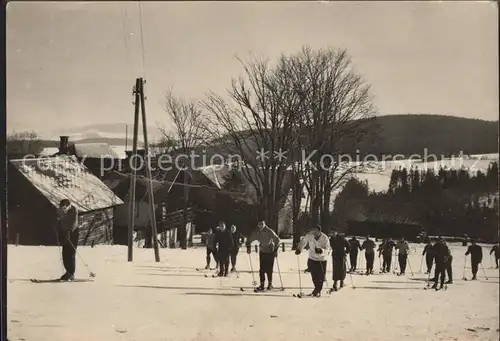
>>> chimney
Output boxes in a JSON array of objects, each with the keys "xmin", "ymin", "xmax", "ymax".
[{"xmin": 59, "ymin": 136, "xmax": 69, "ymax": 154}]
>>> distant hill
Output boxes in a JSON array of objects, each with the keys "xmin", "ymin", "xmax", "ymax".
[
  {"xmin": 363, "ymin": 114, "xmax": 498, "ymax": 157},
  {"xmin": 31, "ymin": 114, "xmax": 498, "ymax": 157}
]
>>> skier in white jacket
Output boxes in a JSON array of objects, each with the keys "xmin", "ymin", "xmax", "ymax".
[{"xmin": 295, "ymin": 225, "xmax": 331, "ymax": 297}]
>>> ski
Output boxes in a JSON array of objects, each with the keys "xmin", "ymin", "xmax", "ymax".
[
  {"xmin": 196, "ymin": 268, "xmax": 216, "ymax": 271},
  {"xmin": 31, "ymin": 278, "xmax": 94, "ymax": 283}
]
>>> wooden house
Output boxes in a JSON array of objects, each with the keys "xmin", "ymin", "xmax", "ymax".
[
  {"xmin": 102, "ymin": 171, "xmax": 199, "ymax": 247},
  {"xmin": 7, "ymin": 155, "xmax": 124, "ymax": 246}
]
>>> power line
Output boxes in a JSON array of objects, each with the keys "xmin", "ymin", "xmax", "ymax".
[{"xmin": 138, "ymin": 0, "xmax": 147, "ymax": 79}]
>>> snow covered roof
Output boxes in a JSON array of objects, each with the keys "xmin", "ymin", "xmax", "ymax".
[
  {"xmin": 10, "ymin": 155, "xmax": 124, "ymax": 213},
  {"xmin": 73, "ymin": 143, "xmax": 120, "ymax": 159},
  {"xmin": 39, "ymin": 147, "xmax": 59, "ymax": 156}
]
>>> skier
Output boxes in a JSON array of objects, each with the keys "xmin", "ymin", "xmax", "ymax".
[
  {"xmin": 245, "ymin": 220, "xmax": 281, "ymax": 291},
  {"xmin": 229, "ymin": 225, "xmax": 245, "ymax": 272},
  {"xmin": 330, "ymin": 232, "xmax": 350, "ymax": 291},
  {"xmin": 396, "ymin": 237, "xmax": 410, "ymax": 275},
  {"xmin": 361, "ymin": 236, "xmax": 376, "ymax": 275},
  {"xmin": 465, "ymin": 239, "xmax": 483, "ymax": 280},
  {"xmin": 295, "ymin": 225, "xmax": 331, "ymax": 297},
  {"xmin": 431, "ymin": 238, "xmax": 448, "ymax": 289},
  {"xmin": 56, "ymin": 199, "xmax": 79, "ymax": 281},
  {"xmin": 205, "ymin": 228, "xmax": 218, "ymax": 270},
  {"xmin": 348, "ymin": 236, "xmax": 361, "ymax": 272},
  {"xmin": 422, "ymin": 240, "xmax": 435, "ymax": 274},
  {"xmin": 490, "ymin": 243, "xmax": 499, "ymax": 269},
  {"xmin": 214, "ymin": 222, "xmax": 234, "ymax": 277},
  {"xmin": 378, "ymin": 238, "xmax": 396, "ymax": 273}
]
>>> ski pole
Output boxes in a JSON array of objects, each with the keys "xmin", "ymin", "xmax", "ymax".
[
  {"xmin": 419, "ymin": 255, "xmax": 424, "ymax": 273},
  {"xmin": 406, "ymin": 255, "xmax": 414, "ymax": 276},
  {"xmin": 296, "ymin": 255, "xmax": 304, "ymax": 296},
  {"xmin": 462, "ymin": 255, "xmax": 468, "ymax": 281},
  {"xmin": 319, "ymin": 259, "xmax": 329, "ymax": 291},
  {"xmin": 479, "ymin": 262, "xmax": 489, "ymax": 280},
  {"xmin": 345, "ymin": 257, "xmax": 356, "ymax": 289},
  {"xmin": 275, "ymin": 253, "xmax": 285, "ymax": 291},
  {"xmin": 247, "ymin": 253, "xmax": 257, "ymax": 287},
  {"xmin": 68, "ymin": 239, "xmax": 96, "ymax": 278}
]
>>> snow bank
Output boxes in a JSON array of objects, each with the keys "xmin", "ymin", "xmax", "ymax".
[{"xmin": 7, "ymin": 243, "xmax": 499, "ymax": 341}]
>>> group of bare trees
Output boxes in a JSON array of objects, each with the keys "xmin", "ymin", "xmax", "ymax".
[{"xmin": 158, "ymin": 46, "xmax": 378, "ymax": 245}]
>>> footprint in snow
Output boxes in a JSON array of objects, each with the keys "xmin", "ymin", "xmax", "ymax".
[{"xmin": 116, "ymin": 330, "xmax": 127, "ymax": 334}]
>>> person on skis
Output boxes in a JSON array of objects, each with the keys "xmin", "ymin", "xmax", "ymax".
[
  {"xmin": 329, "ymin": 232, "xmax": 350, "ymax": 291},
  {"xmin": 295, "ymin": 224, "xmax": 331, "ymax": 297},
  {"xmin": 56, "ymin": 199, "xmax": 79, "ymax": 281},
  {"xmin": 422, "ymin": 240, "xmax": 435, "ymax": 274},
  {"xmin": 214, "ymin": 222, "xmax": 233, "ymax": 277},
  {"xmin": 431, "ymin": 238, "xmax": 448, "ymax": 289},
  {"xmin": 396, "ymin": 237, "xmax": 410, "ymax": 275},
  {"xmin": 465, "ymin": 239, "xmax": 483, "ymax": 280},
  {"xmin": 378, "ymin": 238, "xmax": 396, "ymax": 273},
  {"xmin": 229, "ymin": 225, "xmax": 245, "ymax": 272},
  {"xmin": 490, "ymin": 243, "xmax": 499, "ymax": 269},
  {"xmin": 348, "ymin": 236, "xmax": 361, "ymax": 273},
  {"xmin": 245, "ymin": 220, "xmax": 281, "ymax": 292},
  {"xmin": 205, "ymin": 228, "xmax": 218, "ymax": 270},
  {"xmin": 361, "ymin": 236, "xmax": 376, "ymax": 275}
]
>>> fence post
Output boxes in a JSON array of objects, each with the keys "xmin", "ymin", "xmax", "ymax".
[
  {"xmin": 281, "ymin": 242, "xmax": 285, "ymax": 252},
  {"xmin": 15, "ymin": 233, "xmax": 19, "ymax": 246}
]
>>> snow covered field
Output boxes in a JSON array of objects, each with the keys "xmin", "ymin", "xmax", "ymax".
[{"xmin": 7, "ymin": 243, "xmax": 499, "ymax": 341}]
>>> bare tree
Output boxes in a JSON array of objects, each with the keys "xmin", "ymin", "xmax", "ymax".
[
  {"xmin": 203, "ymin": 56, "xmax": 304, "ymax": 231},
  {"xmin": 284, "ymin": 47, "xmax": 378, "ymax": 230},
  {"xmin": 157, "ymin": 90, "xmax": 209, "ymax": 248}
]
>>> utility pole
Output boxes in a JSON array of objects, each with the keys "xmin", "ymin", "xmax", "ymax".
[
  {"xmin": 139, "ymin": 78, "xmax": 160, "ymax": 262},
  {"xmin": 127, "ymin": 78, "xmax": 141, "ymax": 262}
]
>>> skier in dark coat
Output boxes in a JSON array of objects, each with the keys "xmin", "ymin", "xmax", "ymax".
[
  {"xmin": 214, "ymin": 222, "xmax": 234, "ymax": 277},
  {"xmin": 330, "ymin": 233, "xmax": 350, "ymax": 291},
  {"xmin": 465, "ymin": 239, "xmax": 483, "ymax": 280},
  {"xmin": 490, "ymin": 244, "xmax": 499, "ymax": 269},
  {"xmin": 396, "ymin": 238, "xmax": 410, "ymax": 275},
  {"xmin": 378, "ymin": 238, "xmax": 396, "ymax": 273},
  {"xmin": 348, "ymin": 236, "xmax": 361, "ymax": 272},
  {"xmin": 422, "ymin": 240, "xmax": 435, "ymax": 274},
  {"xmin": 361, "ymin": 236, "xmax": 376, "ymax": 275},
  {"xmin": 431, "ymin": 238, "xmax": 449, "ymax": 289},
  {"xmin": 56, "ymin": 199, "xmax": 79, "ymax": 281},
  {"xmin": 246, "ymin": 221, "xmax": 281, "ymax": 291},
  {"xmin": 229, "ymin": 225, "xmax": 245, "ymax": 272},
  {"xmin": 205, "ymin": 228, "xmax": 218, "ymax": 270}
]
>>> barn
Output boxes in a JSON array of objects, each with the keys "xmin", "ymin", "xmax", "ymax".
[{"xmin": 7, "ymin": 155, "xmax": 124, "ymax": 246}]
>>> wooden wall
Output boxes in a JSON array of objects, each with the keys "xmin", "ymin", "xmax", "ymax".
[{"xmin": 78, "ymin": 208, "xmax": 114, "ymax": 246}]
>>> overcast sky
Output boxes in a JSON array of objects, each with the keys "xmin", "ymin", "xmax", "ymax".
[{"xmin": 6, "ymin": 1, "xmax": 498, "ymax": 134}]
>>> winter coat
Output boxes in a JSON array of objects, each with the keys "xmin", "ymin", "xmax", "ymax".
[
  {"xmin": 465, "ymin": 245, "xmax": 483, "ymax": 263},
  {"xmin": 361, "ymin": 239, "xmax": 376, "ymax": 254},
  {"xmin": 396, "ymin": 241, "xmax": 410, "ymax": 256},
  {"xmin": 298, "ymin": 232, "xmax": 331, "ymax": 262},
  {"xmin": 214, "ymin": 229, "xmax": 234, "ymax": 252},
  {"xmin": 245, "ymin": 225, "xmax": 280, "ymax": 254},
  {"xmin": 348, "ymin": 239, "xmax": 361, "ymax": 254},
  {"xmin": 231, "ymin": 230, "xmax": 245, "ymax": 252},
  {"xmin": 330, "ymin": 236, "xmax": 351, "ymax": 260}
]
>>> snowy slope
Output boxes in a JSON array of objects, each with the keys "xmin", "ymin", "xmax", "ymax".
[{"xmin": 7, "ymin": 243, "xmax": 499, "ymax": 341}]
